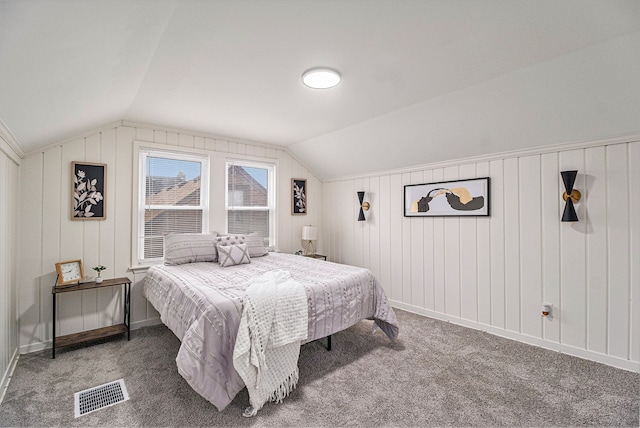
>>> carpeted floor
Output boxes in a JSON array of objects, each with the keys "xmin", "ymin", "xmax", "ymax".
[{"xmin": 1, "ymin": 309, "xmax": 638, "ymax": 427}]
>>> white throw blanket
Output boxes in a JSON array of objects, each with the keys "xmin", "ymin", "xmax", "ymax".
[{"xmin": 232, "ymin": 270, "xmax": 308, "ymax": 417}]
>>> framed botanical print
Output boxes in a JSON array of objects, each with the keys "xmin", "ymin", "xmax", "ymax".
[
  {"xmin": 71, "ymin": 162, "xmax": 106, "ymax": 220},
  {"xmin": 291, "ymin": 178, "xmax": 307, "ymax": 215}
]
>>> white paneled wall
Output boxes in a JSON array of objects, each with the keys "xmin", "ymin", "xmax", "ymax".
[
  {"xmin": 17, "ymin": 122, "xmax": 321, "ymax": 353},
  {"xmin": 323, "ymin": 137, "xmax": 640, "ymax": 371},
  {"xmin": 0, "ymin": 145, "xmax": 19, "ymax": 398}
]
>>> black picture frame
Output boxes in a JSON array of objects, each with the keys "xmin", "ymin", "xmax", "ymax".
[
  {"xmin": 404, "ymin": 177, "xmax": 490, "ymax": 217},
  {"xmin": 71, "ymin": 162, "xmax": 106, "ymax": 220},
  {"xmin": 291, "ymin": 178, "xmax": 307, "ymax": 215}
]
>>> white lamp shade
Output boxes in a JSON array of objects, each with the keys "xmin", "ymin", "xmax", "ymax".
[{"xmin": 302, "ymin": 225, "xmax": 318, "ymax": 241}]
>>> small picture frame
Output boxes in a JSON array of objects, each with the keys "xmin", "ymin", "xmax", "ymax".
[
  {"xmin": 404, "ymin": 177, "xmax": 490, "ymax": 217},
  {"xmin": 71, "ymin": 162, "xmax": 106, "ymax": 220},
  {"xmin": 291, "ymin": 178, "xmax": 307, "ymax": 215}
]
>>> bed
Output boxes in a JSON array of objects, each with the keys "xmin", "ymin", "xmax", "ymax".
[{"xmin": 143, "ymin": 251, "xmax": 399, "ymax": 411}]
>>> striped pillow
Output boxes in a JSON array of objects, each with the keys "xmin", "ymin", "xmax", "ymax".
[{"xmin": 163, "ymin": 233, "xmax": 218, "ymax": 265}]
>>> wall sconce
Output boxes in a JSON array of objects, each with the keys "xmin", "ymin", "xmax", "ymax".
[
  {"xmin": 302, "ymin": 225, "xmax": 318, "ymax": 255},
  {"xmin": 357, "ymin": 191, "xmax": 370, "ymax": 221},
  {"xmin": 560, "ymin": 170, "xmax": 581, "ymax": 222}
]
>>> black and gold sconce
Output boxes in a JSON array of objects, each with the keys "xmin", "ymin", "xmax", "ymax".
[
  {"xmin": 560, "ymin": 170, "xmax": 581, "ymax": 222},
  {"xmin": 357, "ymin": 191, "xmax": 370, "ymax": 221}
]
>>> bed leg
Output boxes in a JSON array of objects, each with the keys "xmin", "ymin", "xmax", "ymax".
[{"xmin": 327, "ymin": 335, "xmax": 332, "ymax": 351}]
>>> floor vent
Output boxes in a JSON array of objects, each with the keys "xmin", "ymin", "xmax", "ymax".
[{"xmin": 74, "ymin": 379, "xmax": 129, "ymax": 418}]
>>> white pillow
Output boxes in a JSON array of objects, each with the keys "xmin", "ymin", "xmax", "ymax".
[
  {"xmin": 245, "ymin": 232, "xmax": 268, "ymax": 257},
  {"xmin": 217, "ymin": 243, "xmax": 251, "ymax": 267},
  {"xmin": 164, "ymin": 233, "xmax": 218, "ymax": 265}
]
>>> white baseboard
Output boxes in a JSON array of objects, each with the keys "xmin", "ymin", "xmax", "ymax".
[
  {"xmin": 391, "ymin": 301, "xmax": 640, "ymax": 373},
  {"xmin": 0, "ymin": 347, "xmax": 20, "ymax": 404},
  {"xmin": 131, "ymin": 318, "xmax": 162, "ymax": 330}
]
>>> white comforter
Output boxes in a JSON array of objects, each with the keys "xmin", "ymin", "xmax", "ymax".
[{"xmin": 143, "ymin": 252, "xmax": 399, "ymax": 411}]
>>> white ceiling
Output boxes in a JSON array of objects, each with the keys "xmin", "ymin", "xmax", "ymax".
[{"xmin": 1, "ymin": 0, "xmax": 640, "ymax": 178}]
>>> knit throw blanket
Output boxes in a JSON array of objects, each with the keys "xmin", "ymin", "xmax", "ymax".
[{"xmin": 233, "ymin": 270, "xmax": 308, "ymax": 417}]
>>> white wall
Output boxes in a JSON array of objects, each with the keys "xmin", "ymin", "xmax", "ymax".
[
  {"xmin": 17, "ymin": 122, "xmax": 321, "ymax": 353},
  {"xmin": 0, "ymin": 134, "xmax": 20, "ymax": 399},
  {"xmin": 323, "ymin": 135, "xmax": 640, "ymax": 371}
]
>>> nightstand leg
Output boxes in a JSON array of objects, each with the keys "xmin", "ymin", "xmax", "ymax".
[
  {"xmin": 52, "ymin": 293, "xmax": 56, "ymax": 359},
  {"xmin": 125, "ymin": 282, "xmax": 131, "ymax": 340}
]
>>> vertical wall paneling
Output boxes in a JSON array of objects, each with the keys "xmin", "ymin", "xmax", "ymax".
[
  {"xmin": 0, "ymin": 150, "xmax": 19, "ymax": 394},
  {"xmin": 488, "ymin": 160, "xmax": 506, "ymax": 329},
  {"xmin": 166, "ymin": 132, "xmax": 179, "ymax": 146},
  {"xmin": 475, "ymin": 162, "xmax": 491, "ymax": 325},
  {"xmin": 389, "ymin": 174, "xmax": 403, "ymax": 302},
  {"xmin": 518, "ymin": 155, "xmax": 542, "ymax": 338},
  {"xmin": 153, "ymin": 130, "xmax": 167, "ymax": 144},
  {"xmin": 99, "ymin": 128, "xmax": 120, "ymax": 327},
  {"xmin": 503, "ymin": 158, "xmax": 520, "ymax": 332},
  {"xmin": 135, "ymin": 127, "xmax": 154, "ymax": 142},
  {"xmin": 559, "ymin": 149, "xmax": 587, "ymax": 349},
  {"xmin": 369, "ymin": 176, "xmax": 381, "ymax": 281},
  {"xmin": 18, "ymin": 154, "xmax": 43, "ymax": 348},
  {"xmin": 432, "ymin": 168, "xmax": 446, "ymax": 313},
  {"xmin": 443, "ymin": 167, "xmax": 460, "ymax": 317},
  {"xmin": 409, "ymin": 171, "xmax": 424, "ymax": 309},
  {"xmin": 277, "ymin": 150, "xmax": 293, "ymax": 254},
  {"xmin": 378, "ymin": 175, "xmax": 391, "ymax": 295},
  {"xmin": 41, "ymin": 146, "xmax": 62, "ymax": 343},
  {"xmin": 401, "ymin": 173, "xmax": 412, "ymax": 303},
  {"xmin": 459, "ymin": 164, "xmax": 478, "ymax": 322},
  {"xmin": 421, "ymin": 170, "xmax": 435, "ymax": 311},
  {"xmin": 629, "ymin": 141, "xmax": 640, "ymax": 362},
  {"xmin": 606, "ymin": 144, "xmax": 630, "ymax": 359},
  {"xmin": 540, "ymin": 153, "xmax": 561, "ymax": 343},
  {"xmin": 322, "ymin": 137, "xmax": 639, "ymax": 371},
  {"xmin": 115, "ymin": 127, "xmax": 135, "ymax": 324},
  {"xmin": 178, "ymin": 134, "xmax": 194, "ymax": 148},
  {"xmin": 584, "ymin": 146, "xmax": 607, "ymax": 354},
  {"xmin": 58, "ymin": 138, "xmax": 85, "ymax": 336},
  {"xmin": 0, "ymin": 155, "xmax": 6, "ymax": 374},
  {"xmin": 82, "ymin": 133, "xmax": 101, "ymax": 332},
  {"xmin": 215, "ymin": 139, "xmax": 229, "ymax": 153}
]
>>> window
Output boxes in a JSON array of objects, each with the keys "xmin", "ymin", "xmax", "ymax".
[
  {"xmin": 226, "ymin": 160, "xmax": 275, "ymax": 247},
  {"xmin": 137, "ymin": 149, "xmax": 209, "ymax": 263}
]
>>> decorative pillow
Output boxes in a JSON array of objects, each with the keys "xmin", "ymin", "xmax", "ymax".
[
  {"xmin": 217, "ymin": 243, "xmax": 251, "ymax": 267},
  {"xmin": 164, "ymin": 233, "xmax": 218, "ymax": 265},
  {"xmin": 245, "ymin": 232, "xmax": 268, "ymax": 257},
  {"xmin": 213, "ymin": 234, "xmax": 245, "ymax": 260}
]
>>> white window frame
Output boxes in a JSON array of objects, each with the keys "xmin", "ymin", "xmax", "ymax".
[
  {"xmin": 225, "ymin": 158, "xmax": 276, "ymax": 247},
  {"xmin": 135, "ymin": 146, "xmax": 210, "ymax": 265}
]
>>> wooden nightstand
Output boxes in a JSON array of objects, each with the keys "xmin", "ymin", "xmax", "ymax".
[
  {"xmin": 52, "ymin": 277, "xmax": 131, "ymax": 358},
  {"xmin": 303, "ymin": 254, "xmax": 327, "ymax": 261}
]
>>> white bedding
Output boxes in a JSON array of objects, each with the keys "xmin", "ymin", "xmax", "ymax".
[{"xmin": 143, "ymin": 252, "xmax": 399, "ymax": 411}]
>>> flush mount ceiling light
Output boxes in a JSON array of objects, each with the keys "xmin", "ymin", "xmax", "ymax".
[{"xmin": 301, "ymin": 68, "xmax": 341, "ymax": 89}]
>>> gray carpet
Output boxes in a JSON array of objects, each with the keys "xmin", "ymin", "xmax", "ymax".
[{"xmin": 1, "ymin": 309, "xmax": 638, "ymax": 427}]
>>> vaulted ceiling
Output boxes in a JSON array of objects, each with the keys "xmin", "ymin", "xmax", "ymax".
[{"xmin": 1, "ymin": 0, "xmax": 639, "ymax": 179}]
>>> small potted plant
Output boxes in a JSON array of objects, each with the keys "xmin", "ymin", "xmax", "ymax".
[{"xmin": 93, "ymin": 265, "xmax": 107, "ymax": 283}]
